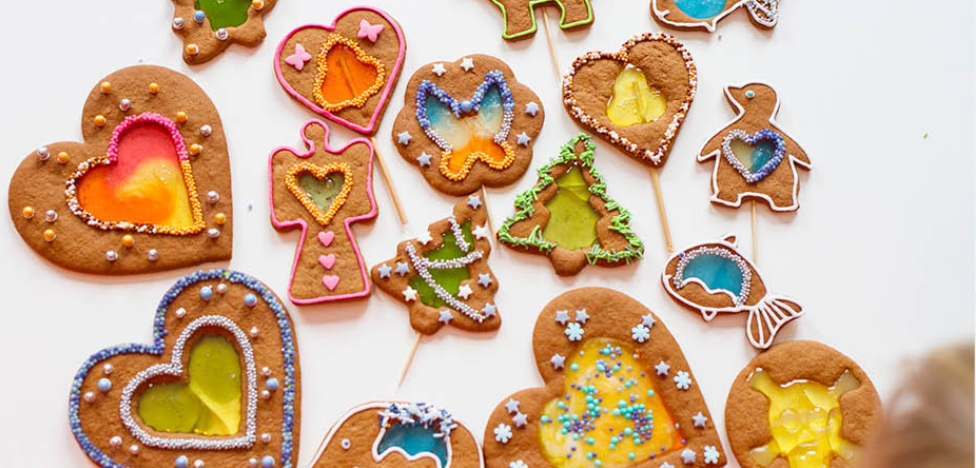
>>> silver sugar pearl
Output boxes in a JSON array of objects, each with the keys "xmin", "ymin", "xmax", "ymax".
[
  {"xmin": 45, "ymin": 210, "xmax": 58, "ymax": 223},
  {"xmin": 215, "ymin": 28, "xmax": 229, "ymax": 41},
  {"xmin": 37, "ymin": 146, "xmax": 51, "ymax": 161},
  {"xmin": 249, "ymin": 327, "xmax": 260, "ymax": 338},
  {"xmin": 103, "ymin": 364, "xmax": 114, "ymax": 375},
  {"xmin": 193, "ymin": 460, "xmax": 205, "ymax": 468},
  {"xmin": 147, "ymin": 249, "xmax": 159, "ymax": 262},
  {"xmin": 249, "ymin": 458, "xmax": 258, "ymax": 468},
  {"xmin": 200, "ymin": 125, "xmax": 212, "ymax": 137},
  {"xmin": 129, "ymin": 445, "xmax": 140, "ymax": 456},
  {"xmin": 207, "ymin": 228, "xmax": 221, "ymax": 239},
  {"xmin": 216, "ymin": 283, "xmax": 228, "ymax": 295},
  {"xmin": 261, "ymin": 367, "xmax": 272, "ymax": 377},
  {"xmin": 83, "ymin": 392, "xmax": 96, "ymax": 403},
  {"xmin": 119, "ymin": 98, "xmax": 132, "ymax": 112},
  {"xmin": 175, "ymin": 308, "xmax": 187, "ymax": 319},
  {"xmin": 109, "ymin": 436, "xmax": 122, "ymax": 449},
  {"xmin": 261, "ymin": 390, "xmax": 271, "ymax": 400},
  {"xmin": 206, "ymin": 191, "xmax": 220, "ymax": 204},
  {"xmin": 172, "ymin": 17, "xmax": 185, "ymax": 30},
  {"xmin": 106, "ymin": 250, "xmax": 119, "ymax": 262},
  {"xmin": 261, "ymin": 433, "xmax": 272, "ymax": 443}
]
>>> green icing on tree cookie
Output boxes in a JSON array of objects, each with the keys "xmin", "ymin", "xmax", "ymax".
[
  {"xmin": 409, "ymin": 221, "xmax": 474, "ymax": 308},
  {"xmin": 498, "ymin": 134, "xmax": 643, "ymax": 268}
]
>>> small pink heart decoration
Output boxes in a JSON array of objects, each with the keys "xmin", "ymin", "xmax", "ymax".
[
  {"xmin": 273, "ymin": 6, "xmax": 405, "ymax": 135},
  {"xmin": 318, "ymin": 231, "xmax": 335, "ymax": 247},
  {"xmin": 319, "ymin": 254, "xmax": 336, "ymax": 270},
  {"xmin": 322, "ymin": 275, "xmax": 341, "ymax": 291}
]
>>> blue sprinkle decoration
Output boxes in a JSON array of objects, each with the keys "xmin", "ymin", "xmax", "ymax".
[
  {"xmin": 266, "ymin": 378, "xmax": 280, "ymax": 392},
  {"xmin": 193, "ymin": 10, "xmax": 206, "ymax": 23},
  {"xmin": 175, "ymin": 455, "xmax": 189, "ymax": 468},
  {"xmin": 200, "ymin": 286, "xmax": 213, "ymax": 301},
  {"xmin": 244, "ymin": 293, "xmax": 258, "ymax": 307},
  {"xmin": 96, "ymin": 378, "xmax": 111, "ymax": 393},
  {"xmin": 68, "ymin": 270, "xmax": 299, "ymax": 468}
]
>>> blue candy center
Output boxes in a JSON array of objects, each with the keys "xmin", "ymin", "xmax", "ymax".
[
  {"xmin": 377, "ymin": 423, "xmax": 449, "ymax": 467},
  {"xmin": 683, "ymin": 253, "xmax": 744, "ymax": 297},
  {"xmin": 675, "ymin": 0, "xmax": 728, "ymax": 19}
]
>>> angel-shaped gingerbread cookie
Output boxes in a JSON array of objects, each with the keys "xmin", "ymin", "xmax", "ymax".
[
  {"xmin": 371, "ymin": 196, "xmax": 499, "ymax": 335},
  {"xmin": 270, "ymin": 120, "xmax": 377, "ymax": 305},
  {"xmin": 698, "ymin": 83, "xmax": 810, "ymax": 212}
]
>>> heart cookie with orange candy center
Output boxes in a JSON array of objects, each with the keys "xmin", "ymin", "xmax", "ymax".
[
  {"xmin": 68, "ymin": 270, "xmax": 301, "ymax": 468},
  {"xmin": 7, "ymin": 65, "xmax": 232, "ymax": 275},
  {"xmin": 563, "ymin": 33, "xmax": 697, "ymax": 167}
]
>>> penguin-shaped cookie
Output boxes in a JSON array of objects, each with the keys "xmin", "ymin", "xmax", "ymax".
[{"xmin": 698, "ymin": 83, "xmax": 810, "ymax": 212}]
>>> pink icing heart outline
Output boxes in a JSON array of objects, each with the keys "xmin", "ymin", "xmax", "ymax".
[
  {"xmin": 322, "ymin": 275, "xmax": 341, "ymax": 291},
  {"xmin": 319, "ymin": 254, "xmax": 336, "ymax": 270},
  {"xmin": 318, "ymin": 231, "xmax": 335, "ymax": 247},
  {"xmin": 273, "ymin": 6, "xmax": 406, "ymax": 135}
]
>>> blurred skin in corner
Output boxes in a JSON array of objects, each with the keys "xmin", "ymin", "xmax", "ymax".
[{"xmin": 861, "ymin": 342, "xmax": 974, "ymax": 468}]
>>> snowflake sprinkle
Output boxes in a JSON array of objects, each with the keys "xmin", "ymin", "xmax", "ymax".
[
  {"xmin": 674, "ymin": 370, "xmax": 692, "ymax": 390},
  {"xmin": 565, "ymin": 322, "xmax": 584, "ymax": 341},
  {"xmin": 631, "ymin": 324, "xmax": 650, "ymax": 343},
  {"xmin": 494, "ymin": 423, "xmax": 513, "ymax": 443}
]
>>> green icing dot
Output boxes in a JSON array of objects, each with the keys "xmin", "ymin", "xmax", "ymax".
[
  {"xmin": 137, "ymin": 335, "xmax": 243, "ymax": 436},
  {"xmin": 541, "ymin": 166, "xmax": 601, "ymax": 251},
  {"xmin": 195, "ymin": 0, "xmax": 252, "ymax": 31},
  {"xmin": 298, "ymin": 173, "xmax": 345, "ymax": 212},
  {"xmin": 408, "ymin": 221, "xmax": 473, "ymax": 308}
]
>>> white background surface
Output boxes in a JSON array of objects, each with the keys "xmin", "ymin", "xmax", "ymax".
[{"xmin": 0, "ymin": 0, "xmax": 972, "ymax": 466}]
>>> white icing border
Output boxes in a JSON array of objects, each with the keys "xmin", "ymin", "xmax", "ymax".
[
  {"xmin": 119, "ymin": 316, "xmax": 258, "ymax": 450},
  {"xmin": 652, "ymin": 0, "xmax": 779, "ymax": 33},
  {"xmin": 661, "ymin": 234, "xmax": 803, "ymax": 349},
  {"xmin": 697, "ymin": 83, "xmax": 812, "ymax": 212},
  {"xmin": 308, "ymin": 402, "xmax": 486, "ymax": 468}
]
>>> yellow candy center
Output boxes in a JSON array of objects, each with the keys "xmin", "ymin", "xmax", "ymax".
[{"xmin": 606, "ymin": 67, "xmax": 667, "ymax": 127}]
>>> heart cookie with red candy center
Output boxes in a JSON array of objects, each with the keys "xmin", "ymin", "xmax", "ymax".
[
  {"xmin": 68, "ymin": 270, "xmax": 302, "ymax": 468},
  {"xmin": 7, "ymin": 65, "xmax": 232, "ymax": 275},
  {"xmin": 563, "ymin": 33, "xmax": 697, "ymax": 166},
  {"xmin": 274, "ymin": 6, "xmax": 406, "ymax": 135}
]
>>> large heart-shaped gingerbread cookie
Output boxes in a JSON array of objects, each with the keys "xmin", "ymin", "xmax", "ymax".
[
  {"xmin": 274, "ymin": 6, "xmax": 406, "ymax": 135},
  {"xmin": 563, "ymin": 33, "xmax": 697, "ymax": 166},
  {"xmin": 7, "ymin": 65, "xmax": 233, "ymax": 275},
  {"xmin": 483, "ymin": 288, "xmax": 726, "ymax": 468},
  {"xmin": 68, "ymin": 270, "xmax": 301, "ymax": 468}
]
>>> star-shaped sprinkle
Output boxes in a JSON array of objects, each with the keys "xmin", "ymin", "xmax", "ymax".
[
  {"xmin": 284, "ymin": 43, "xmax": 312, "ymax": 71},
  {"xmin": 432, "ymin": 63, "xmax": 447, "ymax": 77},
  {"xmin": 512, "ymin": 412, "xmax": 528, "ymax": 428},
  {"xmin": 555, "ymin": 310, "xmax": 571, "ymax": 325},
  {"xmin": 505, "ymin": 398, "xmax": 520, "ymax": 414},
  {"xmin": 357, "ymin": 19, "xmax": 384, "ymax": 43},
  {"xmin": 642, "ymin": 314, "xmax": 656, "ymax": 328},
  {"xmin": 655, "ymin": 361, "xmax": 670, "ymax": 376},
  {"xmin": 473, "ymin": 224, "xmax": 490, "ymax": 240},
  {"xmin": 397, "ymin": 132, "xmax": 412, "ymax": 145},
  {"xmin": 467, "ymin": 195, "xmax": 482, "ymax": 209},
  {"xmin": 439, "ymin": 310, "xmax": 453, "ymax": 324},
  {"xmin": 478, "ymin": 273, "xmax": 493, "ymax": 288},
  {"xmin": 417, "ymin": 231, "xmax": 433, "ymax": 245},
  {"xmin": 457, "ymin": 284, "xmax": 473, "ymax": 300},
  {"xmin": 565, "ymin": 323, "xmax": 584, "ymax": 341},
  {"xmin": 703, "ymin": 446, "xmax": 720, "ymax": 464},
  {"xmin": 675, "ymin": 370, "xmax": 692, "ymax": 390},
  {"xmin": 575, "ymin": 309, "xmax": 589, "ymax": 324},
  {"xmin": 516, "ymin": 132, "xmax": 531, "ymax": 146},
  {"xmin": 494, "ymin": 423, "xmax": 512, "ymax": 443},
  {"xmin": 631, "ymin": 325, "xmax": 650, "ymax": 343},
  {"xmin": 509, "ymin": 461, "xmax": 527, "ymax": 468},
  {"xmin": 525, "ymin": 102, "xmax": 540, "ymax": 116},
  {"xmin": 482, "ymin": 303, "xmax": 497, "ymax": 317},
  {"xmin": 550, "ymin": 353, "xmax": 566, "ymax": 370},
  {"xmin": 681, "ymin": 448, "xmax": 696, "ymax": 465},
  {"xmin": 693, "ymin": 412, "xmax": 708, "ymax": 428},
  {"xmin": 377, "ymin": 264, "xmax": 392, "ymax": 279},
  {"xmin": 417, "ymin": 152, "xmax": 432, "ymax": 167},
  {"xmin": 460, "ymin": 57, "xmax": 475, "ymax": 72},
  {"xmin": 395, "ymin": 262, "xmax": 410, "ymax": 276},
  {"xmin": 402, "ymin": 286, "xmax": 418, "ymax": 302}
]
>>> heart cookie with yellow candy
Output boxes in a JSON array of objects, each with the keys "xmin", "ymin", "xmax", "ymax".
[
  {"xmin": 7, "ymin": 65, "xmax": 232, "ymax": 275},
  {"xmin": 68, "ymin": 270, "xmax": 301, "ymax": 468},
  {"xmin": 563, "ymin": 33, "xmax": 697, "ymax": 166},
  {"xmin": 483, "ymin": 288, "xmax": 726, "ymax": 468}
]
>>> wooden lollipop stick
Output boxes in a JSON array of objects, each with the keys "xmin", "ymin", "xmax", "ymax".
[
  {"xmin": 396, "ymin": 332, "xmax": 423, "ymax": 389},
  {"xmin": 481, "ymin": 185, "xmax": 496, "ymax": 239},
  {"xmin": 369, "ymin": 137, "xmax": 408, "ymax": 225},
  {"xmin": 649, "ymin": 167, "xmax": 674, "ymax": 254},
  {"xmin": 751, "ymin": 200, "xmax": 759, "ymax": 264},
  {"xmin": 541, "ymin": 8, "xmax": 562, "ymax": 82}
]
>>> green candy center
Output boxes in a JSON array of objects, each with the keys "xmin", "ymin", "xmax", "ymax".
[
  {"xmin": 195, "ymin": 0, "xmax": 251, "ymax": 31},
  {"xmin": 409, "ymin": 221, "xmax": 474, "ymax": 308},
  {"xmin": 298, "ymin": 172, "xmax": 346, "ymax": 213},
  {"xmin": 542, "ymin": 166, "xmax": 601, "ymax": 251}
]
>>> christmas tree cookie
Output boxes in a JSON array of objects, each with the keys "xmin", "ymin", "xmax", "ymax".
[
  {"xmin": 484, "ymin": 288, "xmax": 726, "ymax": 468},
  {"xmin": 371, "ymin": 196, "xmax": 499, "ymax": 335},
  {"xmin": 498, "ymin": 134, "xmax": 643, "ymax": 276}
]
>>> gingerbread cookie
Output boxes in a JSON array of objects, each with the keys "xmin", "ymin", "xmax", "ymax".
[
  {"xmin": 274, "ymin": 6, "xmax": 406, "ymax": 135},
  {"xmin": 484, "ymin": 288, "xmax": 726, "ymax": 468},
  {"xmin": 371, "ymin": 196, "xmax": 499, "ymax": 335},
  {"xmin": 68, "ymin": 270, "xmax": 301, "ymax": 468},
  {"xmin": 662, "ymin": 234, "xmax": 802, "ymax": 349},
  {"xmin": 725, "ymin": 340, "xmax": 883, "ymax": 468},
  {"xmin": 498, "ymin": 134, "xmax": 644, "ymax": 276},
  {"xmin": 270, "ymin": 120, "xmax": 377, "ymax": 305},
  {"xmin": 7, "ymin": 65, "xmax": 232, "ymax": 275},
  {"xmin": 309, "ymin": 402, "xmax": 484, "ymax": 467},
  {"xmin": 651, "ymin": 0, "xmax": 779, "ymax": 33},
  {"xmin": 697, "ymin": 83, "xmax": 811, "ymax": 212},
  {"xmin": 392, "ymin": 55, "xmax": 545, "ymax": 196},
  {"xmin": 171, "ymin": 0, "xmax": 278, "ymax": 64},
  {"xmin": 563, "ymin": 33, "xmax": 696, "ymax": 167},
  {"xmin": 487, "ymin": 0, "xmax": 594, "ymax": 40}
]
